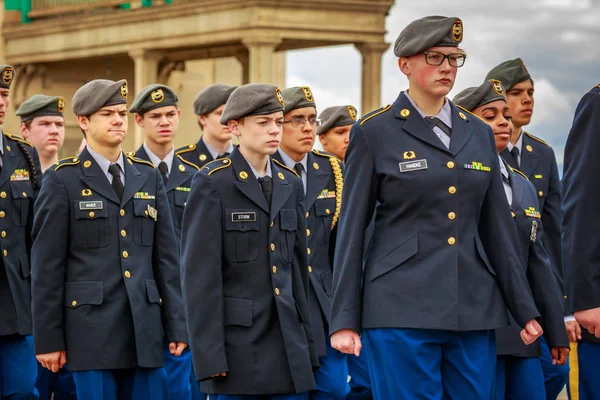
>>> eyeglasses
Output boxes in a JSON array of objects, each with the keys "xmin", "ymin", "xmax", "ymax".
[
  {"xmin": 422, "ymin": 51, "xmax": 467, "ymax": 67},
  {"xmin": 283, "ymin": 117, "xmax": 321, "ymax": 128}
]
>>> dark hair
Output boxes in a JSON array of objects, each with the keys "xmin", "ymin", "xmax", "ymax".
[{"xmin": 16, "ymin": 141, "xmax": 37, "ymax": 189}]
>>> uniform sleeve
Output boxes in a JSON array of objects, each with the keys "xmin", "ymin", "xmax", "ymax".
[
  {"xmin": 31, "ymin": 169, "xmax": 68, "ymax": 354},
  {"xmin": 329, "ymin": 123, "xmax": 378, "ymax": 335},
  {"xmin": 152, "ymin": 172, "xmax": 188, "ymax": 343},
  {"xmin": 478, "ymin": 125, "xmax": 540, "ymax": 327},
  {"xmin": 562, "ymin": 90, "xmax": 600, "ymax": 312},
  {"xmin": 181, "ymin": 172, "xmax": 227, "ymax": 381}
]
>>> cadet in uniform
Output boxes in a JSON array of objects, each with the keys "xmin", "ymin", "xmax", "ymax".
[
  {"xmin": 176, "ymin": 84, "xmax": 236, "ymax": 168},
  {"xmin": 562, "ymin": 84, "xmax": 600, "ymax": 400},
  {"xmin": 272, "ymin": 86, "xmax": 348, "ymax": 399},
  {"xmin": 128, "ymin": 84, "xmax": 199, "ymax": 399},
  {"xmin": 0, "ymin": 64, "xmax": 42, "ymax": 400},
  {"xmin": 316, "ymin": 106, "xmax": 356, "ymax": 162},
  {"xmin": 16, "ymin": 95, "xmax": 77, "ymax": 400},
  {"xmin": 31, "ymin": 79, "xmax": 188, "ymax": 400},
  {"xmin": 485, "ymin": 59, "xmax": 568, "ymax": 398},
  {"xmin": 181, "ymin": 83, "xmax": 319, "ymax": 399},
  {"xmin": 329, "ymin": 17, "xmax": 543, "ymax": 399},
  {"xmin": 454, "ymin": 81, "xmax": 569, "ymax": 400}
]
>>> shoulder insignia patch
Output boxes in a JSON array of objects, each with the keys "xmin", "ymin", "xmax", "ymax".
[
  {"xmin": 55, "ymin": 156, "xmax": 80, "ymax": 171},
  {"xmin": 176, "ymin": 144, "xmax": 196, "ymax": 155},
  {"xmin": 510, "ymin": 167, "xmax": 530, "ymax": 181},
  {"xmin": 127, "ymin": 155, "xmax": 156, "ymax": 169},
  {"xmin": 5, "ymin": 132, "xmax": 33, "ymax": 148},
  {"xmin": 273, "ymin": 158, "xmax": 299, "ymax": 177},
  {"xmin": 177, "ymin": 154, "xmax": 200, "ymax": 171},
  {"xmin": 524, "ymin": 132, "xmax": 551, "ymax": 148},
  {"xmin": 360, "ymin": 105, "xmax": 392, "ymax": 126},
  {"xmin": 202, "ymin": 158, "xmax": 232, "ymax": 176}
]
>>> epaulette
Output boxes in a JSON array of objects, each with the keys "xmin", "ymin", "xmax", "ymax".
[
  {"xmin": 175, "ymin": 144, "xmax": 196, "ymax": 155},
  {"xmin": 594, "ymin": 83, "xmax": 600, "ymax": 90},
  {"xmin": 311, "ymin": 149, "xmax": 339, "ymax": 162},
  {"xmin": 177, "ymin": 154, "xmax": 200, "ymax": 170},
  {"xmin": 55, "ymin": 156, "xmax": 80, "ymax": 171},
  {"xmin": 126, "ymin": 155, "xmax": 156, "ymax": 169},
  {"xmin": 273, "ymin": 158, "xmax": 299, "ymax": 177},
  {"xmin": 126, "ymin": 151, "xmax": 136, "ymax": 157},
  {"xmin": 359, "ymin": 105, "xmax": 391, "ymax": 126},
  {"xmin": 510, "ymin": 167, "xmax": 529, "ymax": 181},
  {"xmin": 201, "ymin": 158, "xmax": 231, "ymax": 175},
  {"xmin": 456, "ymin": 105, "xmax": 486, "ymax": 124},
  {"xmin": 4, "ymin": 132, "xmax": 33, "ymax": 147},
  {"xmin": 524, "ymin": 132, "xmax": 551, "ymax": 148}
]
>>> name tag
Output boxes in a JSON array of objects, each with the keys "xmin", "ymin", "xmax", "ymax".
[
  {"xmin": 232, "ymin": 212, "xmax": 256, "ymax": 222},
  {"xmin": 79, "ymin": 201, "xmax": 103, "ymax": 210},
  {"xmin": 399, "ymin": 159, "xmax": 428, "ymax": 173}
]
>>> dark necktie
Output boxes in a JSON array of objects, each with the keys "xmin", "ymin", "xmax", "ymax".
[
  {"xmin": 425, "ymin": 116, "xmax": 452, "ymax": 136},
  {"xmin": 217, "ymin": 152, "xmax": 230, "ymax": 159},
  {"xmin": 294, "ymin": 163, "xmax": 303, "ymax": 178},
  {"xmin": 108, "ymin": 164, "xmax": 124, "ymax": 200},
  {"xmin": 258, "ymin": 176, "xmax": 272, "ymax": 207},
  {"xmin": 510, "ymin": 147, "xmax": 520, "ymax": 169},
  {"xmin": 158, "ymin": 161, "xmax": 169, "ymax": 186}
]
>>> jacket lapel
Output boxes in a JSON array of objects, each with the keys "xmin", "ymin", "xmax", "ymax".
[
  {"xmin": 121, "ymin": 157, "xmax": 148, "ymax": 206},
  {"xmin": 500, "ymin": 148, "xmax": 519, "ymax": 170},
  {"xmin": 196, "ymin": 138, "xmax": 214, "ymax": 164},
  {"xmin": 133, "ymin": 146, "xmax": 151, "ymax": 163},
  {"xmin": 231, "ymin": 150, "xmax": 270, "ymax": 214},
  {"xmin": 166, "ymin": 156, "xmax": 194, "ymax": 192},
  {"xmin": 448, "ymin": 104, "xmax": 473, "ymax": 156},
  {"xmin": 505, "ymin": 159, "xmax": 524, "ymax": 211},
  {"xmin": 78, "ymin": 148, "xmax": 121, "ymax": 205},
  {"xmin": 305, "ymin": 153, "xmax": 330, "ymax": 210},
  {"xmin": 520, "ymin": 134, "xmax": 540, "ymax": 178},
  {"xmin": 270, "ymin": 160, "xmax": 294, "ymax": 220}
]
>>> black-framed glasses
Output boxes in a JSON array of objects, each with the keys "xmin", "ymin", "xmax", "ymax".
[
  {"xmin": 283, "ymin": 117, "xmax": 321, "ymax": 128},
  {"xmin": 423, "ymin": 51, "xmax": 466, "ymax": 67}
]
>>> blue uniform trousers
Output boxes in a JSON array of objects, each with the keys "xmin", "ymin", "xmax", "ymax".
[
  {"xmin": 493, "ymin": 355, "xmax": 545, "ymax": 400},
  {"xmin": 190, "ymin": 369, "xmax": 206, "ymax": 400},
  {"xmin": 568, "ymin": 341, "xmax": 600, "ymax": 400},
  {"xmin": 312, "ymin": 334, "xmax": 349, "ymax": 400},
  {"xmin": 209, "ymin": 394, "xmax": 308, "ymax": 400},
  {"xmin": 363, "ymin": 328, "xmax": 496, "ymax": 400},
  {"xmin": 0, "ymin": 335, "xmax": 39, "ymax": 399},
  {"xmin": 162, "ymin": 340, "xmax": 198, "ymax": 400},
  {"xmin": 347, "ymin": 335, "xmax": 372, "ymax": 400},
  {"xmin": 36, "ymin": 363, "xmax": 76, "ymax": 400},
  {"xmin": 539, "ymin": 335, "xmax": 569, "ymax": 399},
  {"xmin": 71, "ymin": 368, "xmax": 167, "ymax": 400}
]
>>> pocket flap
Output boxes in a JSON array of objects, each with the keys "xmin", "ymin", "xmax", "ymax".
[
  {"xmin": 314, "ymin": 199, "xmax": 336, "ymax": 217},
  {"xmin": 368, "ymin": 233, "xmax": 418, "ymax": 281},
  {"xmin": 19, "ymin": 254, "xmax": 30, "ymax": 279},
  {"xmin": 10, "ymin": 180, "xmax": 33, "ymax": 199},
  {"xmin": 173, "ymin": 190, "xmax": 189, "ymax": 207},
  {"xmin": 133, "ymin": 199, "xmax": 156, "ymax": 218},
  {"xmin": 223, "ymin": 297, "xmax": 253, "ymax": 327},
  {"xmin": 145, "ymin": 279, "xmax": 162, "ymax": 305},
  {"xmin": 279, "ymin": 209, "xmax": 298, "ymax": 232},
  {"xmin": 64, "ymin": 281, "xmax": 104, "ymax": 308},
  {"xmin": 225, "ymin": 209, "xmax": 259, "ymax": 232},
  {"xmin": 74, "ymin": 201, "xmax": 108, "ymax": 220}
]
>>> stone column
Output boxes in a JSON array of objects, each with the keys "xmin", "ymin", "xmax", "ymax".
[
  {"xmin": 129, "ymin": 49, "xmax": 161, "ymax": 148},
  {"xmin": 355, "ymin": 42, "xmax": 389, "ymax": 115},
  {"xmin": 241, "ymin": 37, "xmax": 285, "ymax": 87}
]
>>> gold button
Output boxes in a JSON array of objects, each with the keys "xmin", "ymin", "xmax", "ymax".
[
  {"xmin": 122, "ymin": 251, "xmax": 129, "ymax": 259},
  {"xmin": 144, "ymin": 210, "xmax": 149, "ymax": 216},
  {"xmin": 306, "ymin": 229, "xmax": 310, "ymax": 236},
  {"xmin": 1, "ymin": 231, "xmax": 6, "ymax": 238},
  {"xmin": 538, "ymin": 191, "xmax": 543, "ymax": 197},
  {"xmin": 0, "ymin": 192, "xmax": 6, "ymax": 199},
  {"xmin": 306, "ymin": 212, "xmax": 309, "ymax": 218},
  {"xmin": 124, "ymin": 270, "xmax": 131, "ymax": 278},
  {"xmin": 159, "ymin": 298, "xmax": 163, "ymax": 304},
  {"xmin": 22, "ymin": 192, "xmax": 27, "ymax": 198},
  {"xmin": 121, "ymin": 230, "xmax": 126, "ymax": 237},
  {"xmin": 325, "ymin": 209, "xmax": 331, "ymax": 215},
  {"xmin": 448, "ymin": 186, "xmax": 456, "ymax": 195},
  {"xmin": 307, "ymin": 248, "xmax": 311, "ymax": 255},
  {"xmin": 89, "ymin": 211, "xmax": 95, "ymax": 218},
  {"xmin": 272, "ymin": 266, "xmax": 277, "ymax": 274},
  {"xmin": 120, "ymin": 209, "xmax": 125, "ymax": 217},
  {"xmin": 270, "ymin": 221, "xmax": 274, "ymax": 228},
  {"xmin": 511, "ymin": 211, "xmax": 516, "ymax": 218},
  {"xmin": 448, "ymin": 212, "xmax": 456, "ymax": 220},
  {"xmin": 448, "ymin": 237, "xmax": 456, "ymax": 245},
  {"xmin": 0, "ymin": 211, "xmax": 5, "ymax": 218},
  {"xmin": 71, "ymin": 301, "xmax": 77, "ymax": 307},
  {"xmin": 3, "ymin": 249, "xmax": 7, "ymax": 256},
  {"xmin": 308, "ymin": 266, "xmax": 313, "ymax": 273},
  {"xmin": 275, "ymin": 288, "xmax": 280, "ymax": 296},
  {"xmin": 447, "ymin": 161, "xmax": 455, "ymax": 169},
  {"xmin": 270, "ymin": 243, "xmax": 275, "ymax": 252}
]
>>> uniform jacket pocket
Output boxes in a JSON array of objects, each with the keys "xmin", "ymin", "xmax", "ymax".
[
  {"xmin": 145, "ymin": 279, "xmax": 162, "ymax": 305},
  {"xmin": 64, "ymin": 281, "xmax": 104, "ymax": 308},
  {"xmin": 368, "ymin": 233, "xmax": 418, "ymax": 281},
  {"xmin": 223, "ymin": 297, "xmax": 253, "ymax": 327},
  {"xmin": 224, "ymin": 209, "xmax": 260, "ymax": 263},
  {"xmin": 280, "ymin": 209, "xmax": 298, "ymax": 263},
  {"xmin": 19, "ymin": 253, "xmax": 30, "ymax": 279},
  {"xmin": 9, "ymin": 181, "xmax": 33, "ymax": 227},
  {"xmin": 475, "ymin": 235, "xmax": 497, "ymax": 277},
  {"xmin": 133, "ymin": 199, "xmax": 156, "ymax": 247},
  {"xmin": 73, "ymin": 201, "xmax": 109, "ymax": 249}
]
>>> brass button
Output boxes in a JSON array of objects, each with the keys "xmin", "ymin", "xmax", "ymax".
[
  {"xmin": 270, "ymin": 221, "xmax": 274, "ymax": 228},
  {"xmin": 1, "ymin": 231, "xmax": 6, "ymax": 238},
  {"xmin": 538, "ymin": 191, "xmax": 543, "ymax": 197},
  {"xmin": 447, "ymin": 161, "xmax": 455, "ymax": 169},
  {"xmin": 325, "ymin": 209, "xmax": 331, "ymax": 215},
  {"xmin": 122, "ymin": 251, "xmax": 129, "ymax": 259},
  {"xmin": 0, "ymin": 211, "xmax": 6, "ymax": 218},
  {"xmin": 144, "ymin": 210, "xmax": 149, "ymax": 216},
  {"xmin": 306, "ymin": 229, "xmax": 311, "ymax": 236},
  {"xmin": 121, "ymin": 230, "xmax": 126, "ymax": 237},
  {"xmin": 124, "ymin": 270, "xmax": 131, "ymax": 278},
  {"xmin": 22, "ymin": 192, "xmax": 27, "ymax": 198},
  {"xmin": 159, "ymin": 298, "xmax": 163, "ymax": 304},
  {"xmin": 307, "ymin": 248, "xmax": 311, "ymax": 255},
  {"xmin": 120, "ymin": 209, "xmax": 125, "ymax": 217},
  {"xmin": 448, "ymin": 212, "xmax": 456, "ymax": 220},
  {"xmin": 448, "ymin": 186, "xmax": 457, "ymax": 195},
  {"xmin": 306, "ymin": 212, "xmax": 309, "ymax": 218},
  {"xmin": 89, "ymin": 211, "xmax": 95, "ymax": 218},
  {"xmin": 448, "ymin": 237, "xmax": 456, "ymax": 245},
  {"xmin": 0, "ymin": 192, "xmax": 6, "ymax": 199},
  {"xmin": 270, "ymin": 243, "xmax": 275, "ymax": 252},
  {"xmin": 272, "ymin": 266, "xmax": 277, "ymax": 274},
  {"xmin": 275, "ymin": 288, "xmax": 280, "ymax": 296},
  {"xmin": 3, "ymin": 249, "xmax": 7, "ymax": 256},
  {"xmin": 308, "ymin": 266, "xmax": 313, "ymax": 273},
  {"xmin": 71, "ymin": 301, "xmax": 77, "ymax": 307}
]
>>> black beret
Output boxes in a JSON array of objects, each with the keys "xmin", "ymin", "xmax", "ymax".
[
  {"xmin": 220, "ymin": 84, "xmax": 285, "ymax": 124},
  {"xmin": 485, "ymin": 58, "xmax": 532, "ymax": 91},
  {"xmin": 317, "ymin": 105, "xmax": 357, "ymax": 135},
  {"xmin": 193, "ymin": 84, "xmax": 237, "ymax": 115},
  {"xmin": 453, "ymin": 80, "xmax": 507, "ymax": 112},
  {"xmin": 129, "ymin": 84, "xmax": 178, "ymax": 114},
  {"xmin": 72, "ymin": 79, "xmax": 128, "ymax": 116},
  {"xmin": 16, "ymin": 94, "xmax": 65, "ymax": 122},
  {"xmin": 282, "ymin": 86, "xmax": 316, "ymax": 113},
  {"xmin": 394, "ymin": 16, "xmax": 463, "ymax": 57},
  {"xmin": 0, "ymin": 65, "xmax": 15, "ymax": 89}
]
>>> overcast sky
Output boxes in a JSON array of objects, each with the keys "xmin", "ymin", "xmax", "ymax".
[{"xmin": 286, "ymin": 0, "xmax": 600, "ymax": 171}]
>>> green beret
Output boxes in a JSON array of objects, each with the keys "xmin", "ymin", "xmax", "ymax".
[
  {"xmin": 453, "ymin": 80, "xmax": 507, "ymax": 112},
  {"xmin": 129, "ymin": 84, "xmax": 178, "ymax": 114},
  {"xmin": 394, "ymin": 16, "xmax": 463, "ymax": 57},
  {"xmin": 317, "ymin": 105, "xmax": 357, "ymax": 135},
  {"xmin": 72, "ymin": 79, "xmax": 128, "ymax": 116},
  {"xmin": 282, "ymin": 86, "xmax": 316, "ymax": 113},
  {"xmin": 16, "ymin": 94, "xmax": 65, "ymax": 122},
  {"xmin": 193, "ymin": 84, "xmax": 237, "ymax": 115},
  {"xmin": 0, "ymin": 65, "xmax": 15, "ymax": 89},
  {"xmin": 220, "ymin": 84, "xmax": 285, "ymax": 124},
  {"xmin": 485, "ymin": 58, "xmax": 532, "ymax": 91}
]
